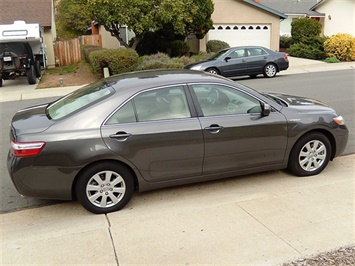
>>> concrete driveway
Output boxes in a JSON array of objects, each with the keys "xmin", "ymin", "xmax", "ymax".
[{"xmin": 1, "ymin": 154, "xmax": 354, "ymax": 265}]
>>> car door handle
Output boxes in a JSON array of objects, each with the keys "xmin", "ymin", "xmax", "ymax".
[
  {"xmin": 109, "ymin": 132, "xmax": 132, "ymax": 141},
  {"xmin": 204, "ymin": 124, "xmax": 224, "ymax": 134}
]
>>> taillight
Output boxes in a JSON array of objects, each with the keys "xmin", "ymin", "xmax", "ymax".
[
  {"xmin": 11, "ymin": 141, "xmax": 46, "ymax": 157},
  {"xmin": 283, "ymin": 53, "xmax": 288, "ymax": 60}
]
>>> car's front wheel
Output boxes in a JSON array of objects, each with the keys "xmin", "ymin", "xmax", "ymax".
[
  {"xmin": 75, "ymin": 162, "xmax": 134, "ymax": 214},
  {"xmin": 288, "ymin": 132, "xmax": 331, "ymax": 176},
  {"xmin": 263, "ymin": 63, "xmax": 277, "ymax": 78},
  {"xmin": 206, "ymin": 68, "xmax": 220, "ymax": 75}
]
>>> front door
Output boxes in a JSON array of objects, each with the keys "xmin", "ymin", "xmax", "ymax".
[{"xmin": 190, "ymin": 83, "xmax": 288, "ymax": 174}]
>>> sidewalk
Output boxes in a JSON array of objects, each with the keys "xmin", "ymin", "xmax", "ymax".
[
  {"xmin": 0, "ymin": 57, "xmax": 354, "ymax": 103},
  {"xmin": 1, "ymin": 154, "xmax": 354, "ymax": 265}
]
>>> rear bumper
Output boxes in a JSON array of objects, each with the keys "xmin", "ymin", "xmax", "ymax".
[{"xmin": 7, "ymin": 151, "xmax": 75, "ymax": 200}]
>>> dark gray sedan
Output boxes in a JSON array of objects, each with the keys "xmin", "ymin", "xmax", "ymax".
[
  {"xmin": 185, "ymin": 46, "xmax": 289, "ymax": 78},
  {"xmin": 7, "ymin": 69, "xmax": 348, "ymax": 214}
]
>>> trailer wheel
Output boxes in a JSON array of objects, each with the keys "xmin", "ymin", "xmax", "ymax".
[
  {"xmin": 35, "ymin": 60, "xmax": 41, "ymax": 78},
  {"xmin": 26, "ymin": 65, "xmax": 37, "ymax": 85}
]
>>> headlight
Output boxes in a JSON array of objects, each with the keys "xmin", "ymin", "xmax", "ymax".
[
  {"xmin": 333, "ymin": 115, "xmax": 345, "ymax": 125},
  {"xmin": 190, "ymin": 65, "xmax": 203, "ymax": 71}
]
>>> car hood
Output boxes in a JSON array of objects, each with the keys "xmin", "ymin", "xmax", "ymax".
[
  {"xmin": 11, "ymin": 104, "xmax": 54, "ymax": 136},
  {"xmin": 185, "ymin": 60, "xmax": 213, "ymax": 69},
  {"xmin": 266, "ymin": 93, "xmax": 333, "ymax": 112}
]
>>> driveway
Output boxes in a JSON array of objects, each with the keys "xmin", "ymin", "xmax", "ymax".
[{"xmin": 1, "ymin": 154, "xmax": 354, "ymax": 265}]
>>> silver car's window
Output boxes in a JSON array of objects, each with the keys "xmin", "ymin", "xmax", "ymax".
[
  {"xmin": 247, "ymin": 48, "xmax": 267, "ymax": 56},
  {"xmin": 47, "ymin": 80, "xmax": 112, "ymax": 120},
  {"xmin": 192, "ymin": 84, "xmax": 262, "ymax": 116},
  {"xmin": 107, "ymin": 86, "xmax": 191, "ymax": 124}
]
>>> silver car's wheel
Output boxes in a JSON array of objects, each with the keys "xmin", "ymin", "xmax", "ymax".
[
  {"xmin": 76, "ymin": 162, "xmax": 134, "ymax": 214},
  {"xmin": 86, "ymin": 170, "xmax": 126, "ymax": 208},
  {"xmin": 263, "ymin": 63, "xmax": 277, "ymax": 78},
  {"xmin": 288, "ymin": 133, "xmax": 331, "ymax": 176},
  {"xmin": 206, "ymin": 68, "xmax": 219, "ymax": 75},
  {"xmin": 298, "ymin": 140, "xmax": 327, "ymax": 172}
]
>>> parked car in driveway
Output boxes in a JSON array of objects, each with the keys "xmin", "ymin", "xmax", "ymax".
[
  {"xmin": 185, "ymin": 46, "xmax": 289, "ymax": 78},
  {"xmin": 7, "ymin": 69, "xmax": 348, "ymax": 214}
]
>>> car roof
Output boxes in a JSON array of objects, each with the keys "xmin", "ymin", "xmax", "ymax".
[{"xmin": 104, "ymin": 69, "xmax": 236, "ymax": 93}]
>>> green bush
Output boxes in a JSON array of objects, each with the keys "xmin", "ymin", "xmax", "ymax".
[
  {"xmin": 89, "ymin": 48, "xmax": 139, "ymax": 76},
  {"xmin": 206, "ymin": 40, "xmax": 230, "ymax": 53},
  {"xmin": 279, "ymin": 35, "xmax": 293, "ymax": 49},
  {"xmin": 291, "ymin": 18, "xmax": 322, "ymax": 43},
  {"xmin": 324, "ymin": 33, "xmax": 355, "ymax": 61},
  {"xmin": 135, "ymin": 53, "xmax": 184, "ymax": 70},
  {"xmin": 324, "ymin": 57, "xmax": 340, "ymax": 63},
  {"xmin": 81, "ymin": 45, "xmax": 104, "ymax": 64},
  {"xmin": 169, "ymin": 40, "xmax": 190, "ymax": 57},
  {"xmin": 288, "ymin": 42, "xmax": 326, "ymax": 60}
]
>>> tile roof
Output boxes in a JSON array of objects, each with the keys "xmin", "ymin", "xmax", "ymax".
[
  {"xmin": 0, "ymin": 0, "xmax": 52, "ymax": 28},
  {"xmin": 243, "ymin": 0, "xmax": 288, "ymax": 19},
  {"xmin": 260, "ymin": 0, "xmax": 325, "ymax": 17}
]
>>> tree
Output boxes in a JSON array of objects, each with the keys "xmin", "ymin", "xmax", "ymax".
[
  {"xmin": 56, "ymin": 0, "xmax": 93, "ymax": 39},
  {"xmin": 88, "ymin": 0, "xmax": 213, "ymax": 50},
  {"xmin": 291, "ymin": 18, "xmax": 322, "ymax": 43}
]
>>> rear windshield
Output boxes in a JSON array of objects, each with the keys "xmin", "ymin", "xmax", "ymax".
[{"xmin": 46, "ymin": 80, "xmax": 113, "ymax": 120}]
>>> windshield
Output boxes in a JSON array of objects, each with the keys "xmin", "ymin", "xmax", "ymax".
[
  {"xmin": 208, "ymin": 49, "xmax": 230, "ymax": 60},
  {"xmin": 47, "ymin": 80, "xmax": 113, "ymax": 120}
]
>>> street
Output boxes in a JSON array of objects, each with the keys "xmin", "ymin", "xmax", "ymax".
[{"xmin": 1, "ymin": 69, "xmax": 354, "ymax": 213}]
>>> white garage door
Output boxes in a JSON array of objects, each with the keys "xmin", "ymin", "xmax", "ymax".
[{"xmin": 208, "ymin": 24, "xmax": 271, "ymax": 48}]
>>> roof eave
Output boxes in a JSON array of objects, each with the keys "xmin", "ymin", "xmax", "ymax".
[{"xmin": 243, "ymin": 0, "xmax": 288, "ymax": 19}]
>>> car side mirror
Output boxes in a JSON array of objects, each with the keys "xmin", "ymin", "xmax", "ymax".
[
  {"xmin": 262, "ymin": 103, "xmax": 271, "ymax": 116},
  {"xmin": 224, "ymin": 57, "xmax": 231, "ymax": 62}
]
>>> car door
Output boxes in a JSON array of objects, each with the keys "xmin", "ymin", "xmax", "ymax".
[
  {"xmin": 219, "ymin": 48, "xmax": 248, "ymax": 77},
  {"xmin": 189, "ymin": 83, "xmax": 288, "ymax": 175},
  {"xmin": 101, "ymin": 85, "xmax": 204, "ymax": 182},
  {"xmin": 245, "ymin": 47, "xmax": 269, "ymax": 74}
]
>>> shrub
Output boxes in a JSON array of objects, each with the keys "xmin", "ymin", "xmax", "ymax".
[
  {"xmin": 169, "ymin": 40, "xmax": 190, "ymax": 57},
  {"xmin": 279, "ymin": 35, "xmax": 293, "ymax": 49},
  {"xmin": 81, "ymin": 45, "xmax": 104, "ymax": 64},
  {"xmin": 291, "ymin": 18, "xmax": 322, "ymax": 43},
  {"xmin": 89, "ymin": 48, "xmax": 139, "ymax": 76},
  {"xmin": 135, "ymin": 53, "xmax": 184, "ymax": 70},
  {"xmin": 206, "ymin": 40, "xmax": 230, "ymax": 53},
  {"xmin": 324, "ymin": 57, "xmax": 340, "ymax": 63},
  {"xmin": 288, "ymin": 42, "xmax": 326, "ymax": 60},
  {"xmin": 324, "ymin": 33, "xmax": 355, "ymax": 61}
]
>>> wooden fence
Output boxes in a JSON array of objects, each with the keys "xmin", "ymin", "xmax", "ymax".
[{"xmin": 54, "ymin": 35, "xmax": 102, "ymax": 66}]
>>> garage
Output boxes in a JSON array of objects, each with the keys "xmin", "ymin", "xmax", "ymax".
[{"xmin": 208, "ymin": 24, "xmax": 271, "ymax": 48}]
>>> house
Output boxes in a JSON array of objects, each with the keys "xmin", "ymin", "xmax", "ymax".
[
  {"xmin": 261, "ymin": 0, "xmax": 355, "ymax": 37},
  {"xmin": 191, "ymin": 0, "xmax": 287, "ymax": 53},
  {"xmin": 0, "ymin": 0, "xmax": 56, "ymax": 67}
]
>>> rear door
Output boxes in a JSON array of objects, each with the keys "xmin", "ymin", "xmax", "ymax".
[
  {"xmin": 189, "ymin": 83, "xmax": 288, "ymax": 174},
  {"xmin": 245, "ymin": 47, "xmax": 268, "ymax": 73},
  {"xmin": 101, "ymin": 85, "xmax": 204, "ymax": 182}
]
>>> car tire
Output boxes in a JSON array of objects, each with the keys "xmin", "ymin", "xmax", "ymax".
[
  {"xmin": 206, "ymin": 68, "xmax": 220, "ymax": 75},
  {"xmin": 35, "ymin": 60, "xmax": 41, "ymax": 78},
  {"xmin": 26, "ymin": 65, "xmax": 37, "ymax": 85},
  {"xmin": 0, "ymin": 78, "xmax": 3, "ymax": 87},
  {"xmin": 288, "ymin": 132, "xmax": 331, "ymax": 176},
  {"xmin": 75, "ymin": 162, "xmax": 135, "ymax": 214},
  {"xmin": 263, "ymin": 63, "xmax": 277, "ymax": 78}
]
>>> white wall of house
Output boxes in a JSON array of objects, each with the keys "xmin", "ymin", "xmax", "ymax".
[{"xmin": 316, "ymin": 0, "xmax": 355, "ymax": 36}]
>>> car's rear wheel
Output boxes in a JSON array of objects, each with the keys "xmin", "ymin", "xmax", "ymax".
[
  {"xmin": 288, "ymin": 132, "xmax": 331, "ymax": 176},
  {"xmin": 26, "ymin": 65, "xmax": 36, "ymax": 84},
  {"xmin": 206, "ymin": 68, "xmax": 220, "ymax": 75},
  {"xmin": 263, "ymin": 63, "xmax": 277, "ymax": 78},
  {"xmin": 75, "ymin": 162, "xmax": 134, "ymax": 214}
]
